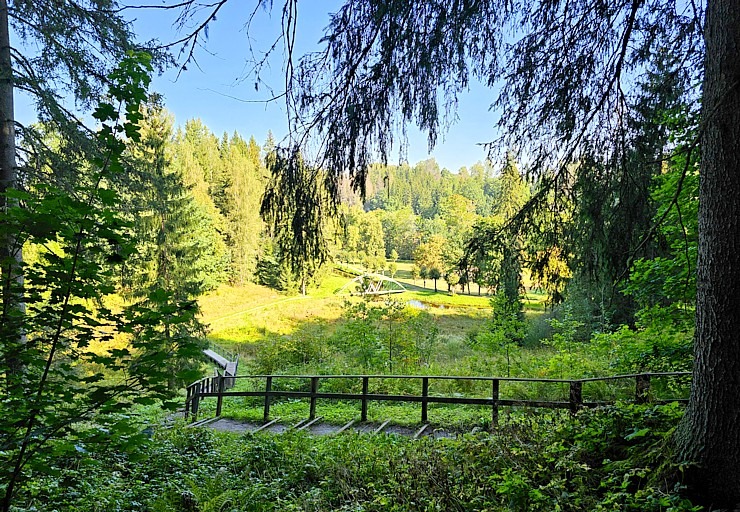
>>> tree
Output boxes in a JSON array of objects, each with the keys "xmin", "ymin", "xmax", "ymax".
[
  {"xmin": 170, "ymin": 122, "xmax": 231, "ymax": 283},
  {"xmin": 1, "ymin": 0, "xmax": 152, "ymax": 386},
  {"xmin": 124, "ymin": 99, "xmax": 216, "ymax": 391},
  {"xmin": 261, "ymin": 146, "xmax": 331, "ymax": 295},
  {"xmin": 380, "ymin": 298, "xmax": 406, "ymax": 373},
  {"xmin": 429, "ymin": 267, "xmax": 441, "ymax": 293},
  {"xmin": 379, "ymin": 207, "xmax": 420, "ymax": 259},
  {"xmin": 413, "ymin": 234, "xmax": 445, "ymax": 277},
  {"xmin": 446, "ymin": 271, "xmax": 460, "ymax": 294},
  {"xmin": 673, "ymin": 1, "xmax": 740, "ymax": 502},
  {"xmin": 222, "ymin": 134, "xmax": 266, "ymax": 285},
  {"xmin": 473, "ymin": 293, "xmax": 528, "ymax": 377},
  {"xmin": 405, "ymin": 310, "xmax": 439, "ymax": 367},
  {"xmin": 494, "ymin": 154, "xmax": 529, "ymax": 221},
  {"xmin": 334, "ymin": 300, "xmax": 383, "ymax": 370},
  {"xmin": 439, "ymin": 193, "xmax": 478, "ymax": 248},
  {"xmin": 0, "ymin": 53, "xmax": 196, "ymax": 512},
  {"xmin": 354, "ymin": 208, "xmax": 386, "ymax": 259},
  {"xmin": 410, "ymin": 264, "xmax": 420, "ymax": 283}
]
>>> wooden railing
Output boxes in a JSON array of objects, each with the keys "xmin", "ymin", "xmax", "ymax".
[
  {"xmin": 184, "ymin": 372, "xmax": 691, "ymax": 425},
  {"xmin": 206, "ymin": 341, "xmax": 239, "ymax": 364}
]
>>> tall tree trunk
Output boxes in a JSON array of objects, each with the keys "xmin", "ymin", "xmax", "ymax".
[
  {"xmin": 0, "ymin": 0, "xmax": 14, "ymax": 196},
  {"xmin": 676, "ymin": 0, "xmax": 740, "ymax": 506},
  {"xmin": 0, "ymin": 0, "xmax": 24, "ymax": 389}
]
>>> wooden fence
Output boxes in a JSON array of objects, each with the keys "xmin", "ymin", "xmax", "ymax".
[{"xmin": 184, "ymin": 372, "xmax": 691, "ymax": 426}]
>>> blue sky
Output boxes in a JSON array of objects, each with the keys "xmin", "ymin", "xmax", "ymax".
[{"xmin": 18, "ymin": 1, "xmax": 501, "ymax": 172}]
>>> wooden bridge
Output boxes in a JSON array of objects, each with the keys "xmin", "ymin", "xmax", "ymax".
[
  {"xmin": 202, "ymin": 343, "xmax": 239, "ymax": 389},
  {"xmin": 336, "ymin": 272, "xmax": 407, "ymax": 296},
  {"xmin": 184, "ymin": 372, "xmax": 691, "ymax": 430}
]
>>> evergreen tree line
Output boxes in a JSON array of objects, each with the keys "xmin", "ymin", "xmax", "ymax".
[
  {"xmin": 111, "ymin": 104, "xmax": 542, "ymax": 298},
  {"xmin": 122, "ymin": 102, "xmax": 267, "ymax": 293},
  {"xmin": 124, "ymin": 101, "xmax": 696, "ymax": 337},
  {"xmin": 109, "ymin": 93, "xmax": 698, "ymax": 346}
]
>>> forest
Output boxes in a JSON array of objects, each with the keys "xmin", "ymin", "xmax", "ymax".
[{"xmin": 1, "ymin": 0, "xmax": 738, "ymax": 511}]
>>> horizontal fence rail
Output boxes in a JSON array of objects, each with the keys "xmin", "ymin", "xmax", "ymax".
[
  {"xmin": 206, "ymin": 342, "xmax": 239, "ymax": 366},
  {"xmin": 184, "ymin": 372, "xmax": 691, "ymax": 426}
]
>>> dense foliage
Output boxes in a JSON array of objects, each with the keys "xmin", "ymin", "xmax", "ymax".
[{"xmin": 10, "ymin": 404, "xmax": 700, "ymax": 511}]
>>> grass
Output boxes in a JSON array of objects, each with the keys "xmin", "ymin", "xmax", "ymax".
[
  {"xmin": 198, "ymin": 274, "xmax": 492, "ymax": 350},
  {"xmin": 198, "ymin": 394, "xmax": 499, "ymax": 429},
  {"xmin": 196, "ymin": 269, "xmax": 562, "ymax": 398},
  {"xmin": 199, "ymin": 282, "xmax": 345, "ymax": 347},
  {"xmin": 196, "ymin": 271, "xmax": 549, "ymax": 358}
]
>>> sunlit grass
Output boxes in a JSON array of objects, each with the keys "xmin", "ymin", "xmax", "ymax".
[{"xmin": 199, "ymin": 267, "xmax": 549, "ymax": 352}]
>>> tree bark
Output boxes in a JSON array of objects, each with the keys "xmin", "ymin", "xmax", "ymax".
[
  {"xmin": 675, "ymin": 0, "xmax": 740, "ymax": 506},
  {"xmin": 0, "ymin": 0, "xmax": 13, "ymax": 194},
  {"xmin": 0, "ymin": 0, "xmax": 24, "ymax": 387}
]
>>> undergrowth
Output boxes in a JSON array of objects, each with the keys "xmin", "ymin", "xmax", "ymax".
[{"xmin": 12, "ymin": 403, "xmax": 701, "ymax": 511}]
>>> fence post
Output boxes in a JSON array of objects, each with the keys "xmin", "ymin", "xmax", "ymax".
[
  {"xmin": 569, "ymin": 381, "xmax": 583, "ymax": 414},
  {"xmin": 215, "ymin": 374, "xmax": 225, "ymax": 417},
  {"xmin": 185, "ymin": 385, "xmax": 192, "ymax": 420},
  {"xmin": 491, "ymin": 379, "xmax": 500, "ymax": 428},
  {"xmin": 263, "ymin": 376, "xmax": 272, "ymax": 422},
  {"xmin": 309, "ymin": 376, "xmax": 319, "ymax": 420},
  {"xmin": 192, "ymin": 381, "xmax": 201, "ymax": 421},
  {"xmin": 361, "ymin": 376, "xmax": 369, "ymax": 422},
  {"xmin": 421, "ymin": 377, "xmax": 429, "ymax": 423},
  {"xmin": 636, "ymin": 374, "xmax": 651, "ymax": 404}
]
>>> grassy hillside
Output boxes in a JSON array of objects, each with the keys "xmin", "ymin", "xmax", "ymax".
[{"xmin": 198, "ymin": 272, "xmax": 513, "ymax": 351}]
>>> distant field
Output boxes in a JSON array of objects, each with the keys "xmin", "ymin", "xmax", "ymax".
[{"xmin": 199, "ymin": 268, "xmax": 548, "ymax": 350}]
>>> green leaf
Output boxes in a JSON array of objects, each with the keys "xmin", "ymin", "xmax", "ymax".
[
  {"xmin": 625, "ymin": 428, "xmax": 650, "ymax": 441},
  {"xmin": 93, "ymin": 102, "xmax": 117, "ymax": 121},
  {"xmin": 98, "ymin": 188, "xmax": 118, "ymax": 205}
]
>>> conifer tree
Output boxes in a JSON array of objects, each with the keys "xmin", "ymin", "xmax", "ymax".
[
  {"xmin": 124, "ymin": 100, "xmax": 223, "ymax": 389},
  {"xmin": 222, "ymin": 134, "xmax": 265, "ymax": 285}
]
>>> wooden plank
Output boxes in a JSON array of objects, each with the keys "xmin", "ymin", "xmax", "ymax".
[
  {"xmin": 224, "ymin": 361, "xmax": 238, "ymax": 389},
  {"xmin": 309, "ymin": 377, "xmax": 319, "ymax": 419},
  {"xmin": 361, "ymin": 376, "xmax": 369, "ymax": 422},
  {"xmin": 290, "ymin": 418, "xmax": 309, "ymax": 431},
  {"xmin": 195, "ymin": 390, "xmax": 573, "ymax": 409},
  {"xmin": 421, "ymin": 377, "xmax": 429, "ymax": 423},
  {"xmin": 491, "ymin": 379, "xmax": 500, "ymax": 427},
  {"xmin": 374, "ymin": 419, "xmax": 391, "ymax": 434},
  {"xmin": 186, "ymin": 415, "xmax": 220, "ymax": 428},
  {"xmin": 203, "ymin": 349, "xmax": 229, "ymax": 368},
  {"xmin": 636, "ymin": 374, "xmax": 651, "ymax": 403},
  {"xmin": 569, "ymin": 381, "xmax": 583, "ymax": 414},
  {"xmin": 215, "ymin": 375, "xmax": 225, "ymax": 417},
  {"xmin": 244, "ymin": 374, "xmax": 582, "ymax": 383},
  {"xmin": 240, "ymin": 372, "xmax": 690, "ymax": 383},
  {"xmin": 197, "ymin": 416, "xmax": 221, "ymax": 427},
  {"xmin": 333, "ymin": 419, "xmax": 356, "ymax": 435},
  {"xmin": 296, "ymin": 416, "xmax": 323, "ymax": 432},
  {"xmin": 253, "ymin": 417, "xmax": 281, "ymax": 433},
  {"xmin": 263, "ymin": 376, "xmax": 272, "ymax": 422},
  {"xmin": 413, "ymin": 424, "xmax": 429, "ymax": 440}
]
